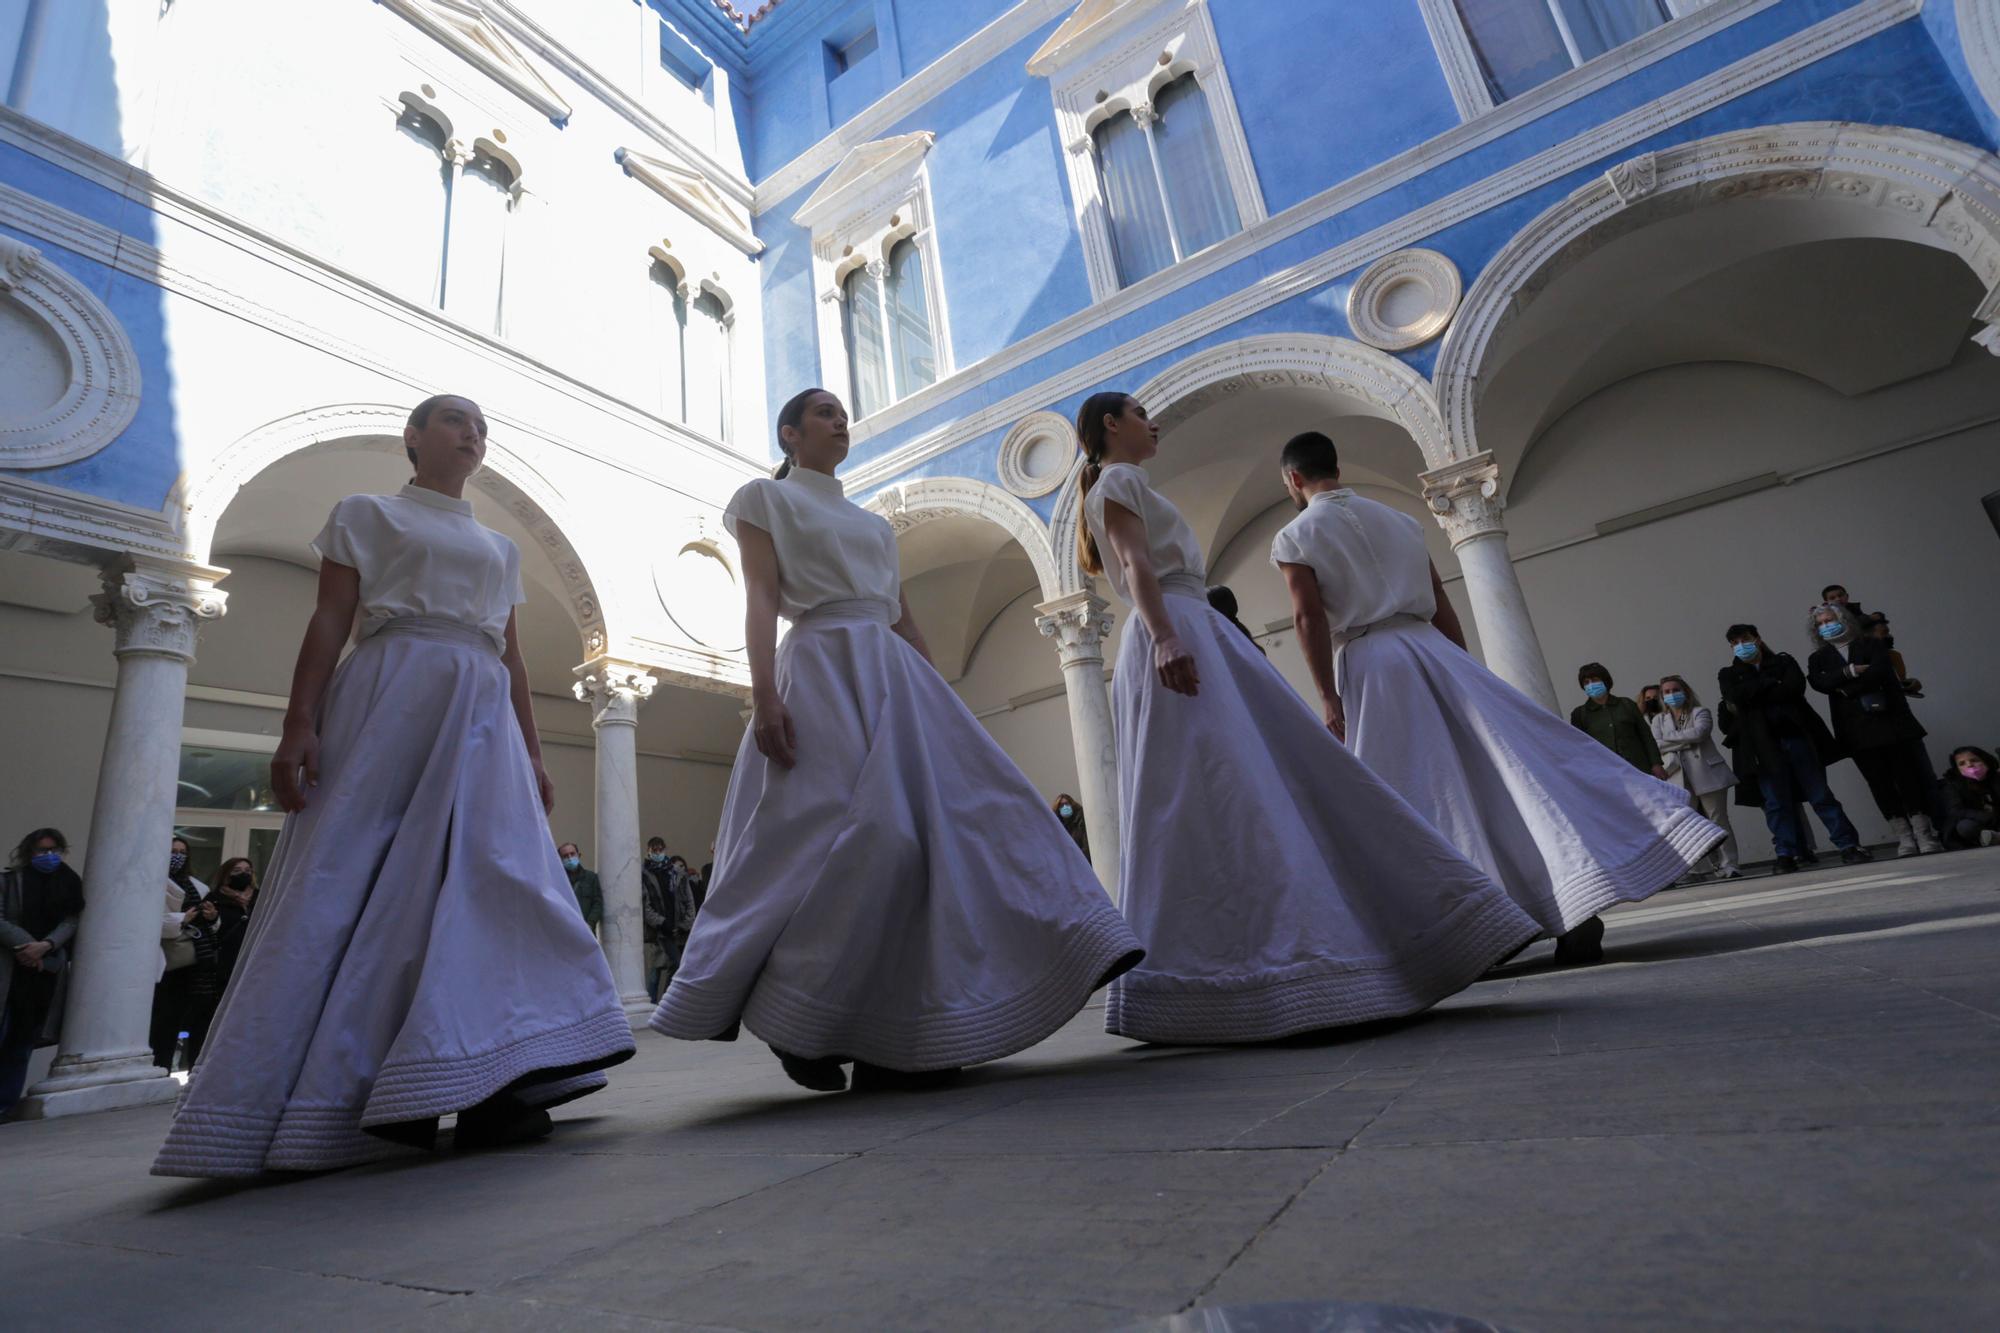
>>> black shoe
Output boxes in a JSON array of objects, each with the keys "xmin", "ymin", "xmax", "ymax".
[
  {"xmin": 771, "ymin": 1046, "xmax": 847, "ymax": 1092},
  {"xmin": 1798, "ymin": 850, "xmax": 1820, "ymax": 865},
  {"xmin": 1840, "ymin": 846, "xmax": 1874, "ymax": 865},
  {"xmin": 1772, "ymin": 856, "xmax": 1800, "ymax": 875},
  {"xmin": 1551, "ymin": 916, "xmax": 1605, "ymax": 965},
  {"xmin": 452, "ymin": 1100, "xmax": 553, "ymax": 1152},
  {"xmin": 851, "ymin": 1062, "xmax": 961, "ymax": 1093},
  {"xmin": 367, "ymin": 1115, "xmax": 440, "ymax": 1152}
]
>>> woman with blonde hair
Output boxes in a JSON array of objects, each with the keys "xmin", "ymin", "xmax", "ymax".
[{"xmin": 1650, "ymin": 675, "xmax": 1742, "ymax": 880}]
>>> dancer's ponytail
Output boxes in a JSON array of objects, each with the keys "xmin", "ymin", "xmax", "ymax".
[
  {"xmin": 774, "ymin": 387, "xmax": 829, "ymax": 479},
  {"xmin": 1073, "ymin": 391, "xmax": 1130, "ymax": 578}
]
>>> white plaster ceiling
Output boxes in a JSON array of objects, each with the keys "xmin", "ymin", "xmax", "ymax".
[{"xmin": 897, "ymin": 514, "xmax": 1039, "ymax": 682}]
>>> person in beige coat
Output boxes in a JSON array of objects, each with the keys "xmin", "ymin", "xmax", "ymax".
[{"xmin": 1651, "ymin": 675, "xmax": 1742, "ymax": 880}]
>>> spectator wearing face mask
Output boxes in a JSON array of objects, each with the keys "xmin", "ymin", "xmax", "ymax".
[
  {"xmin": 1570, "ymin": 664, "xmax": 1669, "ymax": 779},
  {"xmin": 152, "ymin": 837, "xmax": 221, "ymax": 1069},
  {"xmin": 1650, "ymin": 677, "xmax": 1742, "ymax": 880},
  {"xmin": 1051, "ymin": 793, "xmax": 1090, "ymax": 862},
  {"xmin": 1638, "ymin": 684, "xmax": 1663, "ymax": 721},
  {"xmin": 211, "ymin": 857, "xmax": 258, "ymax": 988},
  {"xmin": 1941, "ymin": 746, "xmax": 2000, "ymax": 849},
  {"xmin": 2, "ymin": 828, "xmax": 84, "ymax": 1117},
  {"xmin": 641, "ymin": 838, "xmax": 674, "ymax": 1003},
  {"xmin": 1718, "ymin": 624, "xmax": 1870, "ymax": 873},
  {"xmin": 558, "ymin": 842, "xmax": 602, "ymax": 936},
  {"xmin": 1808, "ymin": 604, "xmax": 1942, "ymax": 857}
]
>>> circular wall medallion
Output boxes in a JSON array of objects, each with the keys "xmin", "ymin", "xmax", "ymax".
[
  {"xmin": 997, "ymin": 410, "xmax": 1078, "ymax": 498},
  {"xmin": 0, "ymin": 236, "xmax": 141, "ymax": 468},
  {"xmin": 1346, "ymin": 248, "xmax": 1462, "ymax": 352},
  {"xmin": 654, "ymin": 526, "xmax": 745, "ymax": 652}
]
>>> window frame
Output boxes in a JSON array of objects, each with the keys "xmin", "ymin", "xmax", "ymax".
[
  {"xmin": 645, "ymin": 245, "xmax": 736, "ymax": 445},
  {"xmin": 1419, "ymin": 0, "xmax": 1716, "ymax": 120},
  {"xmin": 1029, "ymin": 0, "xmax": 1265, "ymax": 302}
]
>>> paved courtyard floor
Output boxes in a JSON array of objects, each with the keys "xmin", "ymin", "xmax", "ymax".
[{"xmin": 4, "ymin": 850, "xmax": 1998, "ymax": 1331}]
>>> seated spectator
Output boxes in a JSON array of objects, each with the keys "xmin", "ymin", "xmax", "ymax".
[
  {"xmin": 2, "ymin": 827, "xmax": 83, "ymax": 1117},
  {"xmin": 1651, "ymin": 676, "xmax": 1742, "ymax": 880},
  {"xmin": 1206, "ymin": 585, "xmax": 1265, "ymax": 655},
  {"xmin": 1940, "ymin": 746, "xmax": 2000, "ymax": 850},
  {"xmin": 1570, "ymin": 663, "xmax": 1669, "ymax": 778},
  {"xmin": 1807, "ymin": 604, "xmax": 1942, "ymax": 857},
  {"xmin": 1717, "ymin": 623, "xmax": 1871, "ymax": 874},
  {"xmin": 1052, "ymin": 793, "xmax": 1090, "ymax": 862}
]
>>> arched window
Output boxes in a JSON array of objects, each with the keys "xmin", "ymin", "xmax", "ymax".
[
  {"xmin": 1451, "ymin": 0, "xmax": 1673, "ymax": 102},
  {"xmin": 842, "ymin": 263, "xmax": 890, "ymax": 418},
  {"xmin": 394, "ymin": 106, "xmax": 453, "ymax": 307},
  {"xmin": 687, "ymin": 288, "xmax": 730, "ymax": 443},
  {"xmin": 452, "ymin": 149, "xmax": 515, "ymax": 338},
  {"xmin": 1089, "ymin": 74, "xmax": 1241, "ymax": 288},
  {"xmin": 840, "ymin": 239, "xmax": 937, "ymax": 417},
  {"xmin": 647, "ymin": 258, "xmax": 688, "ymax": 422},
  {"xmin": 884, "ymin": 238, "xmax": 936, "ymax": 398}
]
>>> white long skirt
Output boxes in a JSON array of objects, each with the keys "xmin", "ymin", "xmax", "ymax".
[
  {"xmin": 649, "ymin": 604, "xmax": 1143, "ymax": 1070},
  {"xmin": 1106, "ymin": 587, "xmax": 1540, "ymax": 1045},
  {"xmin": 1340, "ymin": 619, "xmax": 1725, "ymax": 934},
  {"xmin": 152, "ymin": 619, "xmax": 635, "ymax": 1179}
]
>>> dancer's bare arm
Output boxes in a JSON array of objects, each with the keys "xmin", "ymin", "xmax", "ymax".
[
  {"xmin": 1280, "ymin": 562, "xmax": 1343, "ymax": 739},
  {"xmin": 736, "ymin": 521, "xmax": 796, "ymax": 769},
  {"xmin": 1429, "ymin": 561, "xmax": 1468, "ymax": 652},
  {"xmin": 891, "ymin": 591, "xmax": 935, "ymax": 667},
  {"xmin": 1101, "ymin": 501, "xmax": 1199, "ymax": 697},
  {"xmin": 272, "ymin": 559, "xmax": 361, "ymax": 812},
  {"xmin": 501, "ymin": 611, "xmax": 555, "ymax": 814}
]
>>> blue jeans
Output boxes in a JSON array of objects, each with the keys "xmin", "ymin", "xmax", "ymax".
[{"xmin": 1759, "ymin": 734, "xmax": 1860, "ymax": 857}]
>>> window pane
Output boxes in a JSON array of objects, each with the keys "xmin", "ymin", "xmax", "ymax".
[
  {"xmin": 648, "ymin": 260, "xmax": 687, "ymax": 422},
  {"xmin": 1151, "ymin": 75, "xmax": 1241, "ymax": 258},
  {"xmin": 842, "ymin": 265, "xmax": 889, "ymax": 417},
  {"xmin": 687, "ymin": 290, "xmax": 729, "ymax": 441},
  {"xmin": 1453, "ymin": 0, "xmax": 1573, "ymax": 101},
  {"xmin": 452, "ymin": 152, "xmax": 513, "ymax": 337},
  {"xmin": 394, "ymin": 107, "xmax": 451, "ymax": 306},
  {"xmin": 884, "ymin": 239, "xmax": 936, "ymax": 397},
  {"xmin": 1556, "ymin": 0, "xmax": 1671, "ymax": 63},
  {"xmin": 1092, "ymin": 111, "xmax": 1174, "ymax": 286},
  {"xmin": 177, "ymin": 746, "xmax": 280, "ymax": 812}
]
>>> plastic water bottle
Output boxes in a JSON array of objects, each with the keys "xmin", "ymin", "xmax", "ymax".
[{"xmin": 170, "ymin": 1031, "xmax": 191, "ymax": 1074}]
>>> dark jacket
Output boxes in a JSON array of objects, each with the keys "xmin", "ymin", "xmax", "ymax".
[
  {"xmin": 567, "ymin": 867, "xmax": 603, "ymax": 930},
  {"xmin": 1806, "ymin": 637, "xmax": 1925, "ymax": 753},
  {"xmin": 1940, "ymin": 767, "xmax": 2000, "ymax": 833},
  {"xmin": 1568, "ymin": 695, "xmax": 1662, "ymax": 773},
  {"xmin": 1717, "ymin": 650, "xmax": 1842, "ymax": 802}
]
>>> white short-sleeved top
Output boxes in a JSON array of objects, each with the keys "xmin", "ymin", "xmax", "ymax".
[
  {"xmin": 312, "ymin": 484, "xmax": 526, "ymax": 652},
  {"xmin": 723, "ymin": 467, "xmax": 901, "ymax": 622},
  {"xmin": 1081, "ymin": 462, "xmax": 1207, "ymax": 604},
  {"xmin": 1269, "ymin": 489, "xmax": 1435, "ymax": 635}
]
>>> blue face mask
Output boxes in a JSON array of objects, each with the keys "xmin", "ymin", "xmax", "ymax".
[
  {"xmin": 1583, "ymin": 682, "xmax": 1608, "ymax": 700},
  {"xmin": 1663, "ymin": 692, "xmax": 1687, "ymax": 709},
  {"xmin": 1733, "ymin": 642, "xmax": 1759, "ymax": 661},
  {"xmin": 562, "ymin": 856, "xmax": 581, "ymax": 872},
  {"xmin": 645, "ymin": 853, "xmax": 666, "ymax": 867},
  {"xmin": 1817, "ymin": 621, "xmax": 1845, "ymax": 640},
  {"xmin": 1059, "ymin": 804, "xmax": 1074, "ymax": 818},
  {"xmin": 30, "ymin": 851, "xmax": 62, "ymax": 873}
]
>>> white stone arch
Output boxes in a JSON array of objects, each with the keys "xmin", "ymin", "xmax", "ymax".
[
  {"xmin": 181, "ymin": 403, "xmax": 613, "ymax": 657},
  {"xmin": 865, "ymin": 475, "xmax": 1063, "ymax": 602},
  {"xmin": 1960, "ymin": 0, "xmax": 2000, "ymax": 121},
  {"xmin": 1434, "ymin": 121, "xmax": 2000, "ymax": 466}
]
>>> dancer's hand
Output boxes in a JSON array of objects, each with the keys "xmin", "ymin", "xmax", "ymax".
[
  {"xmin": 752, "ymin": 690, "xmax": 797, "ymax": 769},
  {"xmin": 271, "ymin": 722, "xmax": 320, "ymax": 812},
  {"xmin": 535, "ymin": 763, "xmax": 556, "ymax": 815},
  {"xmin": 1154, "ymin": 635, "xmax": 1200, "ymax": 697},
  {"xmin": 1323, "ymin": 699, "xmax": 1346, "ymax": 742}
]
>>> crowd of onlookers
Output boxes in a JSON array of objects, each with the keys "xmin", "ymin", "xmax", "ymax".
[
  {"xmin": 558, "ymin": 837, "xmax": 711, "ymax": 1003},
  {"xmin": 1570, "ymin": 582, "xmax": 1998, "ymax": 877}
]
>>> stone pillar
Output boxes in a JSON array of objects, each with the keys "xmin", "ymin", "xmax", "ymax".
[
  {"xmin": 1420, "ymin": 452, "xmax": 1560, "ymax": 713},
  {"xmin": 573, "ymin": 659, "xmax": 656, "ymax": 1023},
  {"xmin": 1036, "ymin": 592, "xmax": 1122, "ymax": 900},
  {"xmin": 18, "ymin": 562, "xmax": 227, "ymax": 1119}
]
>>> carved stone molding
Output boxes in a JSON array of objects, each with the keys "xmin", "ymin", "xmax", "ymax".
[
  {"xmin": 1419, "ymin": 453, "xmax": 1506, "ymax": 548},
  {"xmin": 863, "ymin": 476, "xmax": 1063, "ymax": 599},
  {"xmin": 573, "ymin": 658, "xmax": 657, "ymax": 728},
  {"xmin": 1346, "ymin": 248, "xmax": 1462, "ymax": 352},
  {"xmin": 652, "ymin": 512, "xmax": 745, "ymax": 654},
  {"xmin": 1436, "ymin": 121, "xmax": 2000, "ymax": 465},
  {"xmin": 0, "ymin": 234, "xmax": 141, "ymax": 469},
  {"xmin": 1960, "ymin": 0, "xmax": 2000, "ymax": 123},
  {"xmin": 93, "ymin": 561, "xmax": 228, "ymax": 662},
  {"xmin": 1035, "ymin": 590, "xmax": 1116, "ymax": 668},
  {"xmin": 380, "ymin": 0, "xmax": 572, "ymax": 122},
  {"xmin": 997, "ymin": 411, "xmax": 1078, "ymax": 498}
]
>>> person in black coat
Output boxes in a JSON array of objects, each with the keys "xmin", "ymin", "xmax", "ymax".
[
  {"xmin": 1717, "ymin": 622, "xmax": 1870, "ymax": 874},
  {"xmin": 1807, "ymin": 604, "xmax": 1942, "ymax": 856}
]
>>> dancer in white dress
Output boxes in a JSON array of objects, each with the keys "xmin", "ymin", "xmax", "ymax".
[
  {"xmin": 649, "ymin": 389, "xmax": 1142, "ymax": 1091},
  {"xmin": 1269, "ymin": 431, "xmax": 1724, "ymax": 964},
  {"xmin": 1074, "ymin": 393, "xmax": 1538, "ymax": 1044},
  {"xmin": 153, "ymin": 396, "xmax": 633, "ymax": 1178}
]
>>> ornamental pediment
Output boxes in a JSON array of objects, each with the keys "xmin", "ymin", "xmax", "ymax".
[
  {"xmin": 618, "ymin": 149, "xmax": 766, "ymax": 256},
  {"xmin": 792, "ymin": 132, "xmax": 936, "ymax": 229},
  {"xmin": 380, "ymin": 0, "xmax": 571, "ymax": 121}
]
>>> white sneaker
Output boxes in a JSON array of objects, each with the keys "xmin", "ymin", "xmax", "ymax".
[
  {"xmin": 1910, "ymin": 813, "xmax": 1945, "ymax": 855},
  {"xmin": 1891, "ymin": 817, "xmax": 1919, "ymax": 858},
  {"xmin": 1980, "ymin": 829, "xmax": 2000, "ymax": 849}
]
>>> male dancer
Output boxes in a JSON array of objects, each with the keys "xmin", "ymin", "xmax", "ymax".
[{"xmin": 1270, "ymin": 431, "xmax": 1722, "ymax": 963}]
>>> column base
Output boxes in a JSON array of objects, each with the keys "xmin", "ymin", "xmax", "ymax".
[
  {"xmin": 620, "ymin": 992, "xmax": 656, "ymax": 1027},
  {"xmin": 15, "ymin": 1052, "xmax": 179, "ymax": 1120}
]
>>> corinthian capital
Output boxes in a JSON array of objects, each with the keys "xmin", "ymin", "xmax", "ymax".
[
  {"xmin": 1035, "ymin": 591, "xmax": 1115, "ymax": 668},
  {"xmin": 92, "ymin": 561, "xmax": 228, "ymax": 663},
  {"xmin": 1420, "ymin": 452, "xmax": 1507, "ymax": 548},
  {"xmin": 573, "ymin": 658, "xmax": 657, "ymax": 727}
]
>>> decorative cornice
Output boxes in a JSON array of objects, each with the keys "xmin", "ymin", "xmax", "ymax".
[
  {"xmin": 618, "ymin": 148, "xmax": 765, "ymax": 256},
  {"xmin": 1026, "ymin": 0, "xmax": 1167, "ymax": 77},
  {"xmin": 93, "ymin": 560, "xmax": 229, "ymax": 663},
  {"xmin": 379, "ymin": 0, "xmax": 572, "ymax": 122},
  {"xmin": 838, "ymin": 0, "xmax": 1924, "ymax": 492},
  {"xmin": 792, "ymin": 132, "xmax": 935, "ymax": 229}
]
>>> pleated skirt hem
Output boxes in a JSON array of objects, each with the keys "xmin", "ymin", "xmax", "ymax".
[
  {"xmin": 651, "ymin": 905, "xmax": 1141, "ymax": 1070},
  {"xmin": 1545, "ymin": 804, "xmax": 1727, "ymax": 932},
  {"xmin": 1105, "ymin": 887, "xmax": 1538, "ymax": 1046}
]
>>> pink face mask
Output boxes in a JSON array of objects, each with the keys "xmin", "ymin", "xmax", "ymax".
[{"xmin": 1961, "ymin": 763, "xmax": 1990, "ymax": 782}]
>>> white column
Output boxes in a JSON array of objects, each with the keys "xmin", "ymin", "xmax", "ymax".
[
  {"xmin": 573, "ymin": 659, "xmax": 656, "ymax": 1023},
  {"xmin": 18, "ymin": 562, "xmax": 227, "ymax": 1119},
  {"xmin": 1036, "ymin": 591, "xmax": 1122, "ymax": 900},
  {"xmin": 1421, "ymin": 452, "xmax": 1560, "ymax": 713}
]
